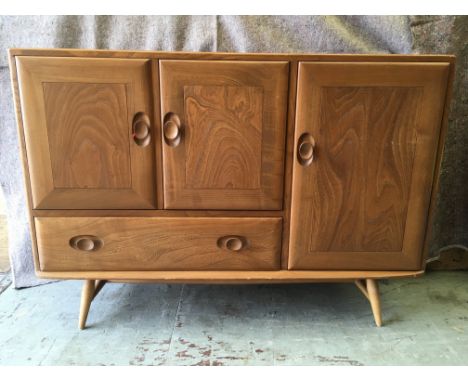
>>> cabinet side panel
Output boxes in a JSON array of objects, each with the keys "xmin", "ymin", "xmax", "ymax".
[{"xmin": 9, "ymin": 54, "xmax": 41, "ymax": 272}]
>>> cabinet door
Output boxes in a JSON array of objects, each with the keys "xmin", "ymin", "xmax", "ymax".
[
  {"xmin": 16, "ymin": 57, "xmax": 155, "ymax": 209},
  {"xmin": 160, "ymin": 60, "xmax": 288, "ymax": 210},
  {"xmin": 289, "ymin": 62, "xmax": 449, "ymax": 270}
]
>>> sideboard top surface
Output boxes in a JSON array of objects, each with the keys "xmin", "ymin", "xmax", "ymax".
[{"xmin": 8, "ymin": 48, "xmax": 456, "ymax": 63}]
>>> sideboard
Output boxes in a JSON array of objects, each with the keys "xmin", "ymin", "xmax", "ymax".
[{"xmin": 9, "ymin": 48, "xmax": 454, "ymax": 329}]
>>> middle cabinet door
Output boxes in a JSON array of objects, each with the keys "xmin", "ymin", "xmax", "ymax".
[{"xmin": 160, "ymin": 60, "xmax": 289, "ymax": 210}]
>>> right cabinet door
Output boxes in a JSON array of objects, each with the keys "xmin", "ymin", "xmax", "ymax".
[{"xmin": 289, "ymin": 62, "xmax": 449, "ymax": 270}]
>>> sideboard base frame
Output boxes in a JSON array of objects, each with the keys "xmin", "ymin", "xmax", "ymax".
[{"xmin": 36, "ymin": 270, "xmax": 423, "ymax": 329}]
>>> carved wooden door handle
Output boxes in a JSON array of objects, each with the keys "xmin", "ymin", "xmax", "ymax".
[
  {"xmin": 132, "ymin": 112, "xmax": 151, "ymax": 147},
  {"xmin": 297, "ymin": 133, "xmax": 315, "ymax": 166},
  {"xmin": 70, "ymin": 235, "xmax": 103, "ymax": 252},
  {"xmin": 217, "ymin": 235, "xmax": 246, "ymax": 252},
  {"xmin": 163, "ymin": 112, "xmax": 182, "ymax": 147}
]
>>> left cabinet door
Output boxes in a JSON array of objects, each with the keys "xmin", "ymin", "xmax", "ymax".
[{"xmin": 16, "ymin": 57, "xmax": 156, "ymax": 209}]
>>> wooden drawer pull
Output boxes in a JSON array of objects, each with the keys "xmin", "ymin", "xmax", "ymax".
[
  {"xmin": 163, "ymin": 112, "xmax": 182, "ymax": 147},
  {"xmin": 132, "ymin": 112, "xmax": 151, "ymax": 147},
  {"xmin": 70, "ymin": 235, "xmax": 103, "ymax": 252},
  {"xmin": 217, "ymin": 235, "xmax": 246, "ymax": 252},
  {"xmin": 297, "ymin": 133, "xmax": 315, "ymax": 166}
]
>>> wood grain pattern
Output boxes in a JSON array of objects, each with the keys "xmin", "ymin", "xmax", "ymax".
[
  {"xmin": 16, "ymin": 56, "xmax": 156, "ymax": 209},
  {"xmin": 78, "ymin": 280, "xmax": 95, "ymax": 330},
  {"xmin": 309, "ymin": 86, "xmax": 418, "ymax": 252},
  {"xmin": 184, "ymin": 85, "xmax": 263, "ymax": 190},
  {"xmin": 32, "ymin": 209, "xmax": 282, "ymax": 218},
  {"xmin": 35, "ymin": 269, "xmax": 425, "ymax": 283},
  {"xmin": 366, "ymin": 279, "xmax": 382, "ymax": 327},
  {"xmin": 280, "ymin": 60, "xmax": 299, "ymax": 269},
  {"xmin": 8, "ymin": 52, "xmax": 42, "ymax": 272},
  {"xmin": 9, "ymin": 49, "xmax": 455, "ymax": 281},
  {"xmin": 160, "ymin": 60, "xmax": 288, "ymax": 210},
  {"xmin": 8, "ymin": 48, "xmax": 456, "ymax": 64},
  {"xmin": 36, "ymin": 217, "xmax": 282, "ymax": 271},
  {"xmin": 289, "ymin": 62, "xmax": 450, "ymax": 270},
  {"xmin": 9, "ymin": 50, "xmax": 456, "ymax": 329},
  {"xmin": 43, "ymin": 82, "xmax": 131, "ymax": 189},
  {"xmin": 420, "ymin": 57, "xmax": 457, "ymax": 268},
  {"xmin": 150, "ymin": 60, "xmax": 165, "ymax": 209}
]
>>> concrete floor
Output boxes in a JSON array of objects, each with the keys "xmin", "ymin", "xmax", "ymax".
[
  {"xmin": 0, "ymin": 271, "xmax": 467, "ymax": 365},
  {"xmin": 0, "ymin": 190, "xmax": 9, "ymax": 272}
]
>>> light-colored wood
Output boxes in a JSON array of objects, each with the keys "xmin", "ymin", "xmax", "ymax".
[
  {"xmin": 289, "ymin": 62, "xmax": 450, "ymax": 270},
  {"xmin": 8, "ymin": 52, "xmax": 42, "ymax": 272},
  {"xmin": 8, "ymin": 48, "xmax": 456, "ymax": 275},
  {"xmin": 9, "ymin": 49, "xmax": 455, "ymax": 328},
  {"xmin": 78, "ymin": 279, "xmax": 95, "ymax": 330},
  {"xmin": 35, "ymin": 217, "xmax": 282, "ymax": 271},
  {"xmin": 32, "ymin": 209, "xmax": 282, "ymax": 218},
  {"xmin": 93, "ymin": 280, "xmax": 107, "ymax": 299},
  {"xmin": 9, "ymin": 48, "xmax": 455, "ymax": 64},
  {"xmin": 354, "ymin": 279, "xmax": 369, "ymax": 300},
  {"xmin": 280, "ymin": 60, "xmax": 299, "ymax": 269},
  {"xmin": 150, "ymin": 60, "xmax": 165, "ymax": 210},
  {"xmin": 160, "ymin": 60, "xmax": 288, "ymax": 210},
  {"xmin": 78, "ymin": 279, "xmax": 108, "ymax": 329},
  {"xmin": 43, "ymin": 82, "xmax": 132, "ymax": 188},
  {"xmin": 16, "ymin": 56, "xmax": 156, "ymax": 209},
  {"xmin": 36, "ymin": 269, "xmax": 424, "ymax": 283},
  {"xmin": 366, "ymin": 279, "xmax": 382, "ymax": 327},
  {"xmin": 355, "ymin": 278, "xmax": 383, "ymax": 326},
  {"xmin": 132, "ymin": 112, "xmax": 151, "ymax": 146}
]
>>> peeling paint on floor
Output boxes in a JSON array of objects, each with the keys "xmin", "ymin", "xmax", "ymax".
[{"xmin": 0, "ymin": 271, "xmax": 467, "ymax": 365}]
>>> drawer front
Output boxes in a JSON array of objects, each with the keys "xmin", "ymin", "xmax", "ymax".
[{"xmin": 35, "ymin": 217, "xmax": 282, "ymax": 271}]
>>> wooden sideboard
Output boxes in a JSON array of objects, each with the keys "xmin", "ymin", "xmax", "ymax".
[{"xmin": 9, "ymin": 49, "xmax": 455, "ymax": 329}]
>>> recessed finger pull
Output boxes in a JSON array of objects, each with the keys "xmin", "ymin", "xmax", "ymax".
[
  {"xmin": 132, "ymin": 112, "xmax": 151, "ymax": 147},
  {"xmin": 70, "ymin": 235, "xmax": 103, "ymax": 252},
  {"xmin": 217, "ymin": 235, "xmax": 247, "ymax": 252},
  {"xmin": 297, "ymin": 133, "xmax": 315, "ymax": 166},
  {"xmin": 163, "ymin": 112, "xmax": 182, "ymax": 147}
]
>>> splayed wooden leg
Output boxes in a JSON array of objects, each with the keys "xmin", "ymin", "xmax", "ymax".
[
  {"xmin": 366, "ymin": 279, "xmax": 382, "ymax": 327},
  {"xmin": 93, "ymin": 280, "xmax": 107, "ymax": 299},
  {"xmin": 355, "ymin": 278, "xmax": 383, "ymax": 327},
  {"xmin": 79, "ymin": 279, "xmax": 96, "ymax": 330},
  {"xmin": 354, "ymin": 279, "xmax": 369, "ymax": 300}
]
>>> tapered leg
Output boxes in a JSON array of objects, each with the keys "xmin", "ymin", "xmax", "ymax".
[
  {"xmin": 366, "ymin": 279, "xmax": 382, "ymax": 327},
  {"xmin": 79, "ymin": 280, "xmax": 96, "ymax": 330},
  {"xmin": 93, "ymin": 280, "xmax": 107, "ymax": 299},
  {"xmin": 354, "ymin": 279, "xmax": 383, "ymax": 327},
  {"xmin": 354, "ymin": 279, "xmax": 369, "ymax": 300}
]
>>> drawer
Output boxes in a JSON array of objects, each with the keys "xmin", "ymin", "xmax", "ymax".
[{"xmin": 35, "ymin": 217, "xmax": 282, "ymax": 271}]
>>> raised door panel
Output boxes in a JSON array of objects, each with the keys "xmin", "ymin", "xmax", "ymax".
[
  {"xmin": 16, "ymin": 56, "xmax": 156, "ymax": 209},
  {"xmin": 290, "ymin": 62, "xmax": 449, "ymax": 270},
  {"xmin": 160, "ymin": 60, "xmax": 289, "ymax": 210}
]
